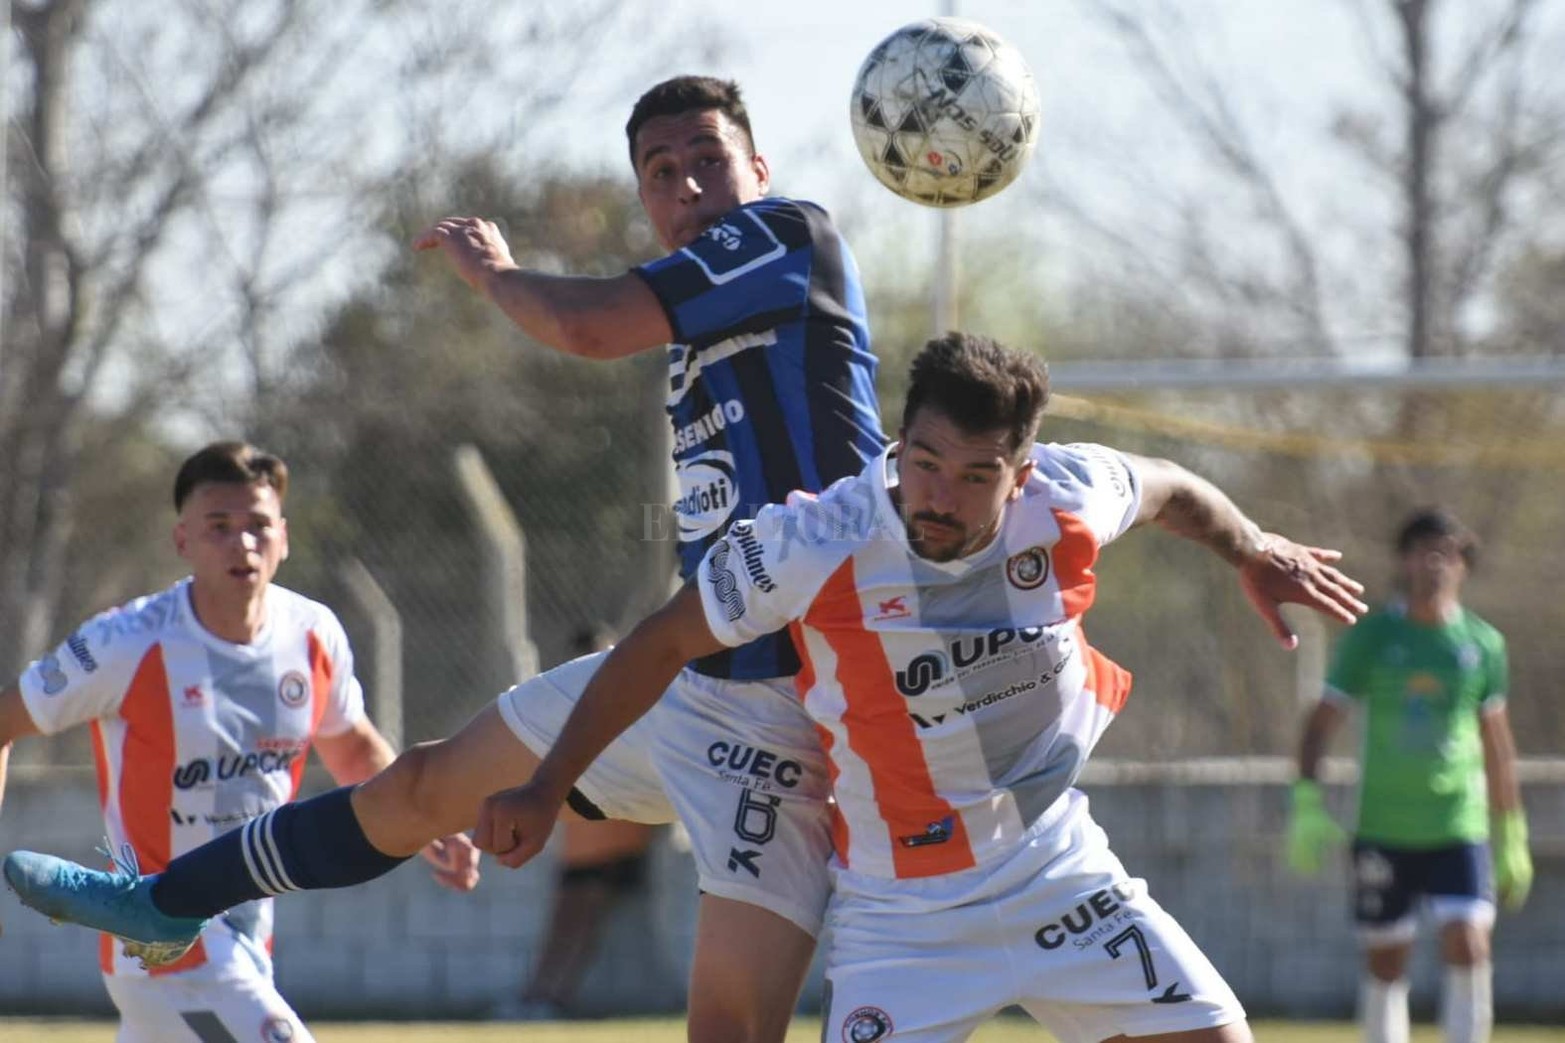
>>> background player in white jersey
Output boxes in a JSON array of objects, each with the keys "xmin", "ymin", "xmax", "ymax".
[
  {"xmin": 473, "ymin": 332, "xmax": 1370, "ymax": 1043},
  {"xmin": 0, "ymin": 441, "xmax": 478, "ymax": 1043},
  {"xmin": 1286, "ymin": 508, "xmax": 1530, "ymax": 1043},
  {"xmin": 7, "ymin": 77, "xmax": 882, "ymax": 1043}
]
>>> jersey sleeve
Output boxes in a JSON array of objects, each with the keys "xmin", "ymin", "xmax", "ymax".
[
  {"xmin": 696, "ymin": 500, "xmax": 842, "ymax": 649},
  {"xmin": 1324, "ymin": 619, "xmax": 1375, "ymax": 703},
  {"xmin": 633, "ymin": 198, "xmax": 816, "ymax": 348},
  {"xmin": 312, "ymin": 612, "xmax": 367, "ymax": 738},
  {"xmin": 1050, "ymin": 443, "xmax": 1143, "ymax": 545},
  {"xmin": 16, "ymin": 609, "xmax": 152, "ymax": 736}
]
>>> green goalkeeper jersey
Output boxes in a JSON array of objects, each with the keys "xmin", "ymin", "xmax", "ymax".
[{"xmin": 1325, "ymin": 601, "xmax": 1508, "ymax": 847}]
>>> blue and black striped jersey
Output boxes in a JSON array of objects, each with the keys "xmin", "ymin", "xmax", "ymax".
[{"xmin": 635, "ymin": 197, "xmax": 886, "ymax": 680}]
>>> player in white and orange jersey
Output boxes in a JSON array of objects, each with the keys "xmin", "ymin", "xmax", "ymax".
[
  {"xmin": 474, "ymin": 332, "xmax": 1369, "ymax": 1043},
  {"xmin": 0, "ymin": 441, "xmax": 478, "ymax": 1043},
  {"xmin": 8, "ymin": 77, "xmax": 881, "ymax": 1043}
]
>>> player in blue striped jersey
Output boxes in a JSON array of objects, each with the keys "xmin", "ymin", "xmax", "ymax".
[
  {"xmin": 6, "ymin": 77, "xmax": 882, "ymax": 1043},
  {"xmin": 642, "ymin": 194, "xmax": 884, "ymax": 678}
]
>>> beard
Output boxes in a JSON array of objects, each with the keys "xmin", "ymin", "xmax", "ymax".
[{"xmin": 909, "ymin": 512, "xmax": 969, "ymax": 562}]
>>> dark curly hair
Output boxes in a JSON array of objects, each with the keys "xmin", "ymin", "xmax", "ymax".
[{"xmin": 902, "ymin": 332, "xmax": 1051, "ymax": 461}]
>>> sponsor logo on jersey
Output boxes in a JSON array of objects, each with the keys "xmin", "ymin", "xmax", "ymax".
[
  {"xmin": 182, "ymin": 684, "xmax": 207, "ymax": 707},
  {"xmin": 66, "ymin": 632, "xmax": 98, "ymax": 673},
  {"xmin": 173, "ymin": 745, "xmax": 305, "ymax": 789},
  {"xmin": 906, "ymin": 661, "xmax": 1071, "ymax": 729},
  {"xmin": 706, "ymin": 221, "xmax": 744, "ymax": 252},
  {"xmin": 172, "ymin": 807, "xmax": 264, "ymax": 829},
  {"xmin": 673, "ymin": 397, "xmax": 747, "ymax": 453},
  {"xmin": 682, "ymin": 210, "xmax": 786, "ymax": 285},
  {"xmin": 37, "ymin": 653, "xmax": 69, "ymax": 696},
  {"xmin": 278, "ymin": 670, "xmax": 310, "ymax": 708},
  {"xmin": 706, "ymin": 740, "xmax": 802, "ymax": 791},
  {"xmin": 1066, "ymin": 442, "xmax": 1132, "ymax": 499},
  {"xmin": 872, "ymin": 596, "xmax": 910, "ymax": 622},
  {"xmin": 898, "ymin": 815, "xmax": 955, "ymax": 848},
  {"xmin": 893, "ymin": 626, "xmax": 1050, "ymax": 697},
  {"xmin": 729, "ymin": 520, "xmax": 777, "ymax": 594},
  {"xmin": 1033, "ymin": 882, "xmax": 1141, "ymax": 951},
  {"xmin": 675, "ymin": 450, "xmax": 738, "ymax": 541},
  {"xmin": 842, "ymin": 1006, "xmax": 893, "ymax": 1043},
  {"xmin": 705, "ymin": 538, "xmax": 744, "ymax": 621},
  {"xmin": 1005, "ymin": 545, "xmax": 1050, "ymax": 590}
]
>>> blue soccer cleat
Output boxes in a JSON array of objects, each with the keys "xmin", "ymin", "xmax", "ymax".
[{"xmin": 3, "ymin": 847, "xmax": 207, "ymax": 969}]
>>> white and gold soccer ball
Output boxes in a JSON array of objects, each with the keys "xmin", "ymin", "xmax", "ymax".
[{"xmin": 849, "ymin": 17, "xmax": 1040, "ymax": 208}]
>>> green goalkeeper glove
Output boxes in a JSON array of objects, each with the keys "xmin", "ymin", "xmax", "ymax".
[
  {"xmin": 1493, "ymin": 809, "xmax": 1533, "ymax": 912},
  {"xmin": 1286, "ymin": 779, "xmax": 1347, "ymax": 876}
]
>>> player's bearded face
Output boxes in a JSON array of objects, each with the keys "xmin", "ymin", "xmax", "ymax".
[
  {"xmin": 174, "ymin": 482, "xmax": 289, "ymax": 596},
  {"xmin": 635, "ymin": 109, "xmax": 770, "ymax": 251},
  {"xmin": 896, "ymin": 410, "xmax": 1030, "ymax": 563}
]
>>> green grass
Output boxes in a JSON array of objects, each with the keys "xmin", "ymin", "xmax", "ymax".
[{"xmin": 3, "ymin": 1018, "xmax": 1562, "ymax": 1042}]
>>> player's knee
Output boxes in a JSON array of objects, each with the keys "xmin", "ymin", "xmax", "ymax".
[
  {"xmin": 1365, "ymin": 945, "xmax": 1410, "ymax": 981},
  {"xmin": 686, "ymin": 1003, "xmax": 788, "ymax": 1043},
  {"xmin": 686, "ymin": 973, "xmax": 793, "ymax": 1043},
  {"xmin": 1440, "ymin": 921, "xmax": 1489, "ymax": 965},
  {"xmin": 376, "ymin": 741, "xmax": 454, "ymax": 832}
]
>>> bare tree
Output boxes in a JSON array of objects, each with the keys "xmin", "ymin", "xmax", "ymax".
[
  {"xmin": 1069, "ymin": 0, "xmax": 1564, "ymax": 364},
  {"xmin": 0, "ymin": 0, "xmax": 669, "ymax": 672},
  {"xmin": 1024, "ymin": 2, "xmax": 1565, "ymax": 755}
]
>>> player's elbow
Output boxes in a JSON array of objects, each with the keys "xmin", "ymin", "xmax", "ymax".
[
  {"xmin": 639, "ymin": 587, "xmax": 726, "ymax": 668},
  {"xmin": 552, "ymin": 309, "xmax": 634, "ymax": 361}
]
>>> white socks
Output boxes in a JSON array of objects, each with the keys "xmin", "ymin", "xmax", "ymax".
[
  {"xmin": 1361, "ymin": 966, "xmax": 1493, "ymax": 1043},
  {"xmin": 1362, "ymin": 976, "xmax": 1410, "ymax": 1043},
  {"xmin": 1440, "ymin": 963, "xmax": 1493, "ymax": 1043}
]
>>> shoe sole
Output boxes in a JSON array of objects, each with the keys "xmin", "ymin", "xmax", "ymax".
[{"xmin": 122, "ymin": 936, "xmax": 199, "ymax": 970}]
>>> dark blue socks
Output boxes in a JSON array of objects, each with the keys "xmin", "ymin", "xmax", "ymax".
[{"xmin": 151, "ymin": 786, "xmax": 410, "ymax": 919}]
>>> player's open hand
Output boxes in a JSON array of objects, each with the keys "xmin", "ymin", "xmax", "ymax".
[
  {"xmin": 1239, "ymin": 534, "xmax": 1368, "ymax": 649},
  {"xmin": 474, "ymin": 782, "xmax": 561, "ymax": 870},
  {"xmin": 412, "ymin": 217, "xmax": 518, "ymax": 294},
  {"xmin": 419, "ymin": 832, "xmax": 482, "ymax": 893}
]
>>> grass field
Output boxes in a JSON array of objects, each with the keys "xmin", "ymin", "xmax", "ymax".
[{"xmin": 3, "ymin": 1019, "xmax": 1562, "ymax": 1041}]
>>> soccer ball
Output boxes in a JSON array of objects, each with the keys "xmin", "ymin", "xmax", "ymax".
[{"xmin": 849, "ymin": 17, "xmax": 1040, "ymax": 208}]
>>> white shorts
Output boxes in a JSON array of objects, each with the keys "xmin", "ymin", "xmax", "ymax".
[
  {"xmin": 822, "ymin": 791, "xmax": 1245, "ymax": 1043},
  {"xmin": 104, "ymin": 971, "xmax": 312, "ymax": 1043},
  {"xmin": 497, "ymin": 651, "xmax": 834, "ymax": 936}
]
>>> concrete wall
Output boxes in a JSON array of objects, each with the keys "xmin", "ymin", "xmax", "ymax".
[{"xmin": 2, "ymin": 765, "xmax": 1561, "ymax": 1022}]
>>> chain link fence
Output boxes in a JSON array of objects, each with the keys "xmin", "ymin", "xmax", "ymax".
[{"xmin": 16, "ymin": 368, "xmax": 1565, "ymax": 768}]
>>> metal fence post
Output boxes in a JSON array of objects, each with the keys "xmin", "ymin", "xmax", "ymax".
[
  {"xmin": 453, "ymin": 444, "xmax": 539, "ymax": 691},
  {"xmin": 337, "ymin": 556, "xmax": 403, "ymax": 751}
]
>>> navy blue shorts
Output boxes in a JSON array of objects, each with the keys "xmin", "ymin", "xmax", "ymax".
[{"xmin": 1351, "ymin": 840, "xmax": 1493, "ymax": 928}]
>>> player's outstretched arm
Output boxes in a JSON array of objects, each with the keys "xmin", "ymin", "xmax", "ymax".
[
  {"xmin": 1128, "ymin": 454, "xmax": 1368, "ymax": 648},
  {"xmin": 475, "ymin": 586, "xmax": 725, "ymax": 870},
  {"xmin": 412, "ymin": 217, "xmax": 672, "ymax": 360},
  {"xmin": 1126, "ymin": 454, "xmax": 1370, "ymax": 642},
  {"xmin": 315, "ymin": 718, "xmax": 481, "ymax": 893}
]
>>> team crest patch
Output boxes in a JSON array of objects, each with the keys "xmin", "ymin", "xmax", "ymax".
[
  {"xmin": 842, "ymin": 1006, "xmax": 893, "ymax": 1042},
  {"xmin": 277, "ymin": 671, "xmax": 310, "ymax": 709},
  {"xmin": 1006, "ymin": 545, "xmax": 1050, "ymax": 590},
  {"xmin": 260, "ymin": 1014, "xmax": 296, "ymax": 1042}
]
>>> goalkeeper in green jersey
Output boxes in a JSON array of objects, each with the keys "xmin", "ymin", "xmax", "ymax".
[{"xmin": 1287, "ymin": 508, "xmax": 1531, "ymax": 1043}]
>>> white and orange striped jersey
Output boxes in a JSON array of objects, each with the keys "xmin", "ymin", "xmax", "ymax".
[
  {"xmin": 18, "ymin": 578, "xmax": 364, "ymax": 980},
  {"xmin": 695, "ymin": 442, "xmax": 1141, "ymax": 880}
]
